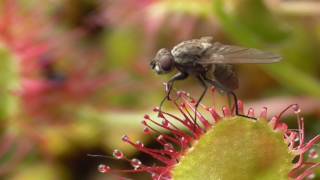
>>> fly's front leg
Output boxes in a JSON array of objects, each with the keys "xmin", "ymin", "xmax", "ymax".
[
  {"xmin": 159, "ymin": 72, "xmax": 188, "ymax": 115},
  {"xmin": 165, "ymin": 72, "xmax": 189, "ymax": 100}
]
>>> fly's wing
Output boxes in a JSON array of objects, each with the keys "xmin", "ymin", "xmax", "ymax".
[{"xmin": 199, "ymin": 42, "xmax": 281, "ymax": 64}]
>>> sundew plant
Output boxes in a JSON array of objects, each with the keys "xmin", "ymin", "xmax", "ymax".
[{"xmin": 99, "ymin": 89, "xmax": 320, "ymax": 179}]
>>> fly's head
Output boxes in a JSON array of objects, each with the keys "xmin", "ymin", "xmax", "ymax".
[{"xmin": 150, "ymin": 48, "xmax": 174, "ymax": 75}]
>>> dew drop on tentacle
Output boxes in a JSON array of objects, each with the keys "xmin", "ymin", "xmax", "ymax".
[
  {"xmin": 143, "ymin": 127, "xmax": 151, "ymax": 134},
  {"xmin": 122, "ymin": 135, "xmax": 130, "ymax": 142},
  {"xmin": 151, "ymin": 173, "xmax": 159, "ymax": 179},
  {"xmin": 153, "ymin": 107, "xmax": 160, "ymax": 112},
  {"xmin": 164, "ymin": 143, "xmax": 175, "ymax": 152},
  {"xmin": 259, "ymin": 107, "xmax": 268, "ymax": 120},
  {"xmin": 131, "ymin": 158, "xmax": 142, "ymax": 170},
  {"xmin": 293, "ymin": 104, "xmax": 301, "ymax": 114},
  {"xmin": 185, "ymin": 119, "xmax": 191, "ymax": 126},
  {"xmin": 98, "ymin": 164, "xmax": 110, "ymax": 173},
  {"xmin": 208, "ymin": 107, "xmax": 221, "ymax": 123},
  {"xmin": 237, "ymin": 100, "xmax": 244, "ymax": 114},
  {"xmin": 157, "ymin": 135, "xmax": 164, "ymax": 141},
  {"xmin": 269, "ymin": 116, "xmax": 278, "ymax": 129},
  {"xmin": 141, "ymin": 120, "xmax": 147, "ymax": 126},
  {"xmin": 158, "ymin": 112, "xmax": 165, "ymax": 118},
  {"xmin": 157, "ymin": 135, "xmax": 166, "ymax": 144},
  {"xmin": 162, "ymin": 119, "xmax": 170, "ymax": 128},
  {"xmin": 308, "ymin": 148, "xmax": 319, "ymax": 159},
  {"xmin": 179, "ymin": 136, "xmax": 189, "ymax": 146},
  {"xmin": 222, "ymin": 106, "xmax": 231, "ymax": 117},
  {"xmin": 247, "ymin": 108, "xmax": 255, "ymax": 117},
  {"xmin": 136, "ymin": 141, "xmax": 144, "ymax": 148},
  {"xmin": 307, "ymin": 173, "xmax": 316, "ymax": 179},
  {"xmin": 112, "ymin": 149, "xmax": 124, "ymax": 159},
  {"xmin": 144, "ymin": 114, "xmax": 151, "ymax": 120}
]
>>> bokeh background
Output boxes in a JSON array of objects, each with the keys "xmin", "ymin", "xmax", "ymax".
[{"xmin": 0, "ymin": 0, "xmax": 320, "ymax": 179}]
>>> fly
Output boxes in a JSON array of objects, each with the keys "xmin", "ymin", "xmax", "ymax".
[{"xmin": 150, "ymin": 36, "xmax": 281, "ymax": 121}]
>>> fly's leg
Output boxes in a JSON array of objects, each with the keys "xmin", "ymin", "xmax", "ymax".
[
  {"xmin": 159, "ymin": 72, "xmax": 188, "ymax": 116},
  {"xmin": 202, "ymin": 77, "xmax": 256, "ymax": 120},
  {"xmin": 228, "ymin": 91, "xmax": 256, "ymax": 119},
  {"xmin": 193, "ymin": 75, "xmax": 208, "ymax": 130}
]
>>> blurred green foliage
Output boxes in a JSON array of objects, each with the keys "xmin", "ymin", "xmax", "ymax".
[
  {"xmin": 214, "ymin": 0, "xmax": 289, "ymax": 45},
  {"xmin": 0, "ymin": 45, "xmax": 19, "ymax": 121},
  {"xmin": 213, "ymin": 0, "xmax": 320, "ymax": 99},
  {"xmin": 104, "ymin": 30, "xmax": 141, "ymax": 69}
]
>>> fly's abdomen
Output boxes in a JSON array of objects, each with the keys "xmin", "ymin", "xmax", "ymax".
[{"xmin": 214, "ymin": 64, "xmax": 239, "ymax": 91}]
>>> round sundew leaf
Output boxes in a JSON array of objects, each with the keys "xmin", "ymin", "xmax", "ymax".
[{"xmin": 172, "ymin": 117, "xmax": 295, "ymax": 180}]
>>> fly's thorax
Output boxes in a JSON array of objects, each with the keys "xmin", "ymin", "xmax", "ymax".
[
  {"xmin": 175, "ymin": 62, "xmax": 208, "ymax": 75},
  {"xmin": 171, "ymin": 39, "xmax": 213, "ymax": 62}
]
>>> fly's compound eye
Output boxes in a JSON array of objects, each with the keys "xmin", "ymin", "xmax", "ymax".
[
  {"xmin": 150, "ymin": 60, "xmax": 156, "ymax": 69},
  {"xmin": 160, "ymin": 56, "xmax": 173, "ymax": 72}
]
